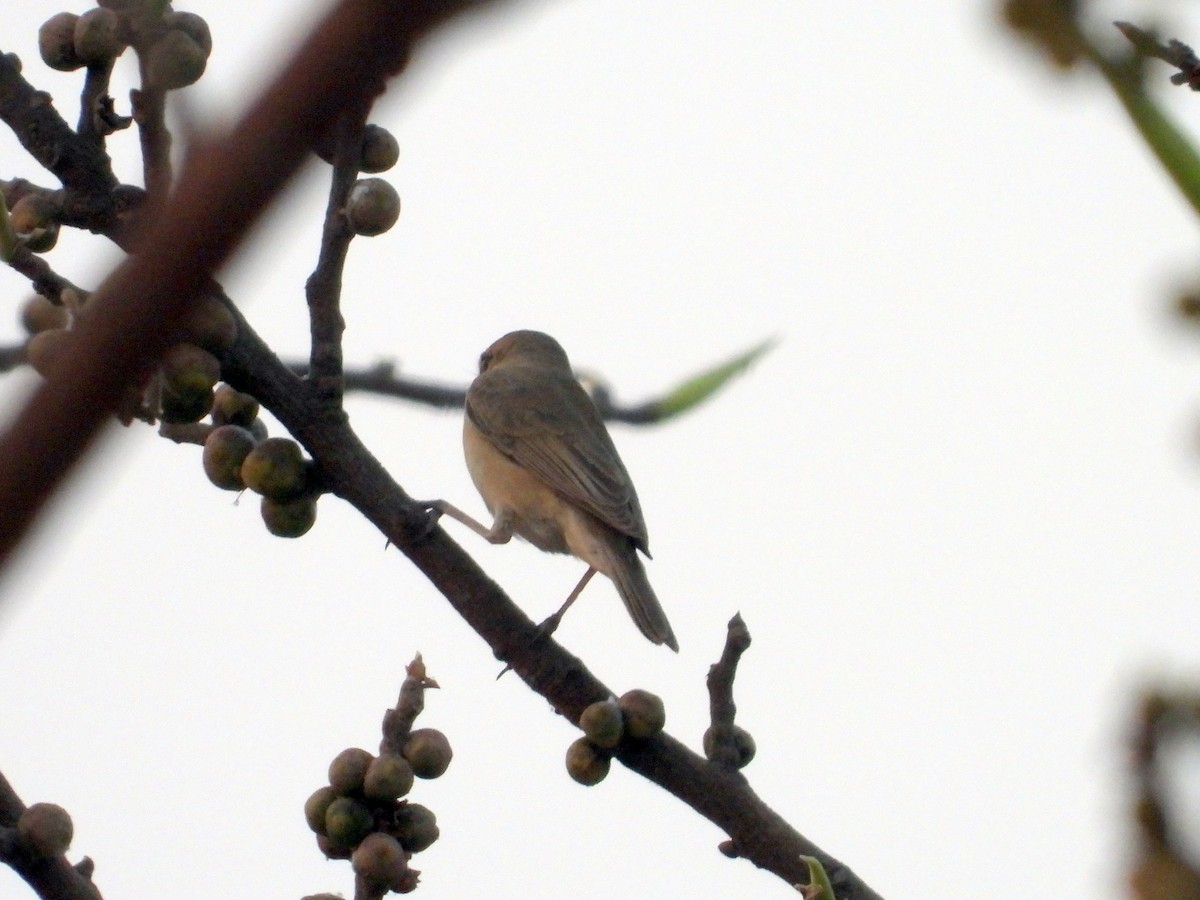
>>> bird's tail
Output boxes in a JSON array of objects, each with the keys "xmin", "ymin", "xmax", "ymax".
[{"xmin": 602, "ymin": 542, "xmax": 679, "ymax": 652}]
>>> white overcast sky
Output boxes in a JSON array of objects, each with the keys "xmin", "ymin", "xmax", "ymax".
[{"xmin": 4, "ymin": 1, "xmax": 1200, "ymax": 898}]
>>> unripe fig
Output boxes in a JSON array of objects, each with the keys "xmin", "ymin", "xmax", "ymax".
[
  {"xmin": 579, "ymin": 699, "xmax": 624, "ymax": 749},
  {"xmin": 702, "ymin": 724, "xmax": 757, "ymax": 769},
  {"xmin": 392, "ymin": 803, "xmax": 438, "ymax": 853},
  {"xmin": 261, "ymin": 494, "xmax": 317, "ymax": 538},
  {"xmin": 202, "ymin": 424, "xmax": 256, "ymax": 491},
  {"xmin": 160, "ymin": 382, "xmax": 213, "ymax": 424},
  {"xmin": 39, "ymin": 13, "xmax": 83, "ymax": 71},
  {"xmin": 210, "ymin": 384, "xmax": 260, "ymax": 428},
  {"xmin": 17, "ymin": 803, "xmax": 73, "ymax": 858},
  {"xmin": 352, "ymin": 833, "xmax": 408, "ymax": 887},
  {"xmin": 145, "ymin": 29, "xmax": 207, "ymax": 91},
  {"xmin": 19, "ymin": 295, "xmax": 69, "ymax": 335},
  {"xmin": 25, "ymin": 328, "xmax": 71, "ymax": 378},
  {"xmin": 328, "ymin": 747, "xmax": 373, "ymax": 795},
  {"xmin": 241, "ymin": 437, "xmax": 308, "ymax": 501},
  {"xmin": 316, "ymin": 831, "xmax": 353, "ymax": 860},
  {"xmin": 73, "ymin": 8, "xmax": 126, "ymax": 66},
  {"xmin": 565, "ymin": 737, "xmax": 609, "ymax": 786},
  {"xmin": 402, "ymin": 728, "xmax": 452, "ymax": 779},
  {"xmin": 323, "ymin": 796, "xmax": 374, "ymax": 849},
  {"xmin": 23, "ymin": 224, "xmax": 59, "ymax": 254},
  {"xmin": 165, "ymin": 12, "xmax": 212, "ymax": 57},
  {"xmin": 345, "ymin": 178, "xmax": 400, "ymax": 236},
  {"xmin": 180, "ymin": 295, "xmax": 237, "ymax": 353},
  {"xmin": 8, "ymin": 194, "xmax": 57, "ymax": 234},
  {"xmin": 731, "ymin": 725, "xmax": 756, "ymax": 768},
  {"xmin": 304, "ymin": 785, "xmax": 338, "ymax": 835},
  {"xmin": 364, "ymin": 753, "xmax": 415, "ymax": 801},
  {"xmin": 162, "ymin": 343, "xmax": 220, "ymax": 396},
  {"xmin": 359, "ymin": 125, "xmax": 399, "ymax": 174},
  {"xmin": 618, "ymin": 689, "xmax": 665, "ymax": 739}
]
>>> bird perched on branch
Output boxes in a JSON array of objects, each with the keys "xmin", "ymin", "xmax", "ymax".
[{"xmin": 434, "ymin": 330, "xmax": 678, "ymax": 651}]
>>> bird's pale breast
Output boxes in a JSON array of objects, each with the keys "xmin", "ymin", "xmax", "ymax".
[{"xmin": 463, "ymin": 415, "xmax": 572, "ymax": 554}]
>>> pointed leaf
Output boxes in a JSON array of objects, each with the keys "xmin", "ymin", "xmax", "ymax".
[{"xmin": 654, "ymin": 337, "xmax": 776, "ymax": 420}]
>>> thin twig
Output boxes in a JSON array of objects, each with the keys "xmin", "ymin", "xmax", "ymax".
[
  {"xmin": 305, "ymin": 107, "xmax": 369, "ymax": 403},
  {"xmin": 6, "ymin": 245, "xmax": 88, "ymax": 305},
  {"xmin": 381, "ymin": 654, "xmax": 440, "ymax": 753},
  {"xmin": 130, "ymin": 83, "xmax": 171, "ymax": 200},
  {"xmin": 706, "ymin": 613, "xmax": 752, "ymax": 770},
  {"xmin": 296, "ymin": 360, "xmax": 674, "ymax": 423},
  {"xmin": 77, "ymin": 62, "xmax": 115, "ymax": 143}
]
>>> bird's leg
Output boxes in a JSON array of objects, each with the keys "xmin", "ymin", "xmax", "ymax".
[
  {"xmin": 495, "ymin": 567, "xmax": 600, "ymax": 679},
  {"xmin": 425, "ymin": 500, "xmax": 514, "ymax": 544},
  {"xmin": 535, "ymin": 567, "xmax": 598, "ymax": 639}
]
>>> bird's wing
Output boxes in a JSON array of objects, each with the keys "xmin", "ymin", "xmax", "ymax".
[{"xmin": 466, "ymin": 367, "xmax": 650, "ymax": 551}]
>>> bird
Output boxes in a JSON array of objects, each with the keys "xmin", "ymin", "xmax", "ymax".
[{"xmin": 434, "ymin": 330, "xmax": 678, "ymax": 651}]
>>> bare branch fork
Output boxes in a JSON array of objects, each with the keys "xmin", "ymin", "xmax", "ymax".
[{"xmin": 0, "ymin": 0, "xmax": 880, "ymax": 897}]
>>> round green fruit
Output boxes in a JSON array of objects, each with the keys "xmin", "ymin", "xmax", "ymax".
[
  {"xmin": 304, "ymin": 785, "xmax": 338, "ymax": 835},
  {"xmin": 202, "ymin": 425, "xmax": 257, "ymax": 491},
  {"xmin": 328, "ymin": 747, "xmax": 374, "ymax": 795},
  {"xmin": 346, "ymin": 178, "xmax": 400, "ymax": 236},
  {"xmin": 392, "ymin": 803, "xmax": 438, "ymax": 853},
  {"xmin": 352, "ymin": 833, "xmax": 408, "ymax": 887},
  {"xmin": 579, "ymin": 699, "xmax": 624, "ymax": 749},
  {"xmin": 241, "ymin": 437, "xmax": 308, "ymax": 501},
  {"xmin": 261, "ymin": 495, "xmax": 317, "ymax": 538},
  {"xmin": 17, "ymin": 803, "xmax": 73, "ymax": 858},
  {"xmin": 565, "ymin": 737, "xmax": 609, "ymax": 786},
  {"xmin": 618, "ymin": 689, "xmax": 666, "ymax": 740},
  {"xmin": 323, "ymin": 797, "xmax": 374, "ymax": 849},
  {"xmin": 364, "ymin": 753, "xmax": 415, "ymax": 802},
  {"xmin": 402, "ymin": 728, "xmax": 452, "ymax": 779}
]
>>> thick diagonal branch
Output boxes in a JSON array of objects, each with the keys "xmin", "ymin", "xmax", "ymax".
[{"xmin": 219, "ymin": 300, "xmax": 883, "ymax": 899}]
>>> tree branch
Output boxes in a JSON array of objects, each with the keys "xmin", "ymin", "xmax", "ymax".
[
  {"xmin": 0, "ymin": 0, "xmax": 500, "ymax": 575},
  {"xmin": 218, "ymin": 298, "xmax": 883, "ymax": 899},
  {"xmin": 0, "ymin": 2, "xmax": 880, "ymax": 895},
  {"xmin": 304, "ymin": 107, "xmax": 369, "ymax": 403},
  {"xmin": 0, "ymin": 772, "xmax": 101, "ymax": 900},
  {"xmin": 293, "ymin": 359, "xmax": 703, "ymax": 424},
  {"xmin": 0, "ymin": 52, "xmax": 118, "ymax": 198}
]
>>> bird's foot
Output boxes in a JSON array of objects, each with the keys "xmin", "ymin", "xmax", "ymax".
[
  {"xmin": 494, "ymin": 613, "xmax": 564, "ymax": 679},
  {"xmin": 408, "ymin": 499, "xmax": 446, "ymax": 542}
]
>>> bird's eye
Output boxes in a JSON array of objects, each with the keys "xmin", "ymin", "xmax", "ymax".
[{"xmin": 479, "ymin": 350, "xmax": 494, "ymax": 372}]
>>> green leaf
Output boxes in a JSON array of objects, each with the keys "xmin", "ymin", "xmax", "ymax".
[
  {"xmin": 800, "ymin": 855, "xmax": 836, "ymax": 900},
  {"xmin": 1102, "ymin": 27, "xmax": 1200, "ymax": 221},
  {"xmin": 654, "ymin": 336, "xmax": 775, "ymax": 420},
  {"xmin": 1105, "ymin": 72, "xmax": 1200, "ymax": 218}
]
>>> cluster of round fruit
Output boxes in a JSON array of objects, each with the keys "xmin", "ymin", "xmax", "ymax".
[
  {"xmin": 566, "ymin": 689, "xmax": 666, "ymax": 786},
  {"xmin": 312, "ymin": 123, "xmax": 403, "ymax": 238},
  {"xmin": 39, "ymin": 5, "xmax": 212, "ymax": 91},
  {"xmin": 20, "ymin": 289, "xmax": 320, "ymax": 538},
  {"xmin": 21, "ymin": 289, "xmax": 237, "ymax": 423},
  {"xmin": 203, "ymin": 426, "xmax": 320, "ymax": 539},
  {"xmin": 305, "ymin": 730, "xmax": 452, "ymax": 895}
]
